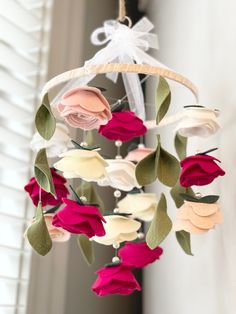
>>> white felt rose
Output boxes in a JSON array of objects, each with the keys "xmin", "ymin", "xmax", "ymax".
[
  {"xmin": 97, "ymin": 159, "xmax": 140, "ymax": 191},
  {"xmin": 31, "ymin": 123, "xmax": 71, "ymax": 158},
  {"xmin": 92, "ymin": 215, "xmax": 141, "ymax": 245},
  {"xmin": 117, "ymin": 193, "xmax": 158, "ymax": 221},
  {"xmin": 175, "ymin": 107, "xmax": 220, "ymax": 138},
  {"xmin": 174, "ymin": 201, "xmax": 223, "ymax": 234},
  {"xmin": 54, "ymin": 149, "xmax": 108, "ymax": 181}
]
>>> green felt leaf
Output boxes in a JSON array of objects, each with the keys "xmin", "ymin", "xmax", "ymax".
[
  {"xmin": 180, "ymin": 193, "xmax": 219, "ymax": 204},
  {"xmin": 136, "ymin": 136, "xmax": 180, "ymax": 187},
  {"xmin": 135, "ymin": 143, "xmax": 160, "ymax": 186},
  {"xmin": 71, "ymin": 140, "xmax": 99, "ymax": 151},
  {"xmin": 179, "ymin": 193, "xmax": 199, "ymax": 203},
  {"xmin": 157, "ymin": 144, "xmax": 180, "ymax": 187},
  {"xmin": 170, "ymin": 184, "xmax": 194, "ymax": 208},
  {"xmin": 199, "ymin": 195, "xmax": 219, "ymax": 204},
  {"xmin": 44, "ymin": 204, "xmax": 61, "ymax": 214},
  {"xmin": 76, "ymin": 182, "xmax": 105, "ymax": 212},
  {"xmin": 146, "ymin": 193, "xmax": 172, "ymax": 249},
  {"xmin": 27, "ymin": 202, "xmax": 52, "ymax": 256},
  {"xmin": 35, "ymin": 93, "xmax": 56, "ymax": 140},
  {"xmin": 156, "ymin": 76, "xmax": 171, "ymax": 124},
  {"xmin": 175, "ymin": 132, "xmax": 187, "ymax": 160},
  {"xmin": 176, "ymin": 230, "xmax": 193, "ymax": 256},
  {"xmin": 34, "ymin": 149, "xmax": 56, "ymax": 197},
  {"xmin": 77, "ymin": 235, "xmax": 95, "ymax": 265}
]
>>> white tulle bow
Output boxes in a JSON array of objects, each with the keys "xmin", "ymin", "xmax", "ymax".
[{"xmin": 86, "ymin": 17, "xmax": 165, "ymax": 120}]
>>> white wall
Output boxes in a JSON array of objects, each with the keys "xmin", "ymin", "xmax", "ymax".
[{"xmin": 144, "ymin": 1, "xmax": 236, "ymax": 314}]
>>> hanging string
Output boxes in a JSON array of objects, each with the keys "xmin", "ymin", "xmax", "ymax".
[{"xmin": 118, "ymin": 0, "xmax": 126, "ymax": 22}]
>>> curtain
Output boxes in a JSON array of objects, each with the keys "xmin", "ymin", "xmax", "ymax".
[{"xmin": 144, "ymin": 1, "xmax": 236, "ymax": 314}]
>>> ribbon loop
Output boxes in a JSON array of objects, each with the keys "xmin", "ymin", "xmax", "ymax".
[{"xmin": 86, "ymin": 17, "xmax": 163, "ymax": 120}]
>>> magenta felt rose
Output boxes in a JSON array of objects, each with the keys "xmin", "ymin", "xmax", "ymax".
[
  {"xmin": 57, "ymin": 86, "xmax": 111, "ymax": 130},
  {"xmin": 92, "ymin": 264, "xmax": 141, "ymax": 296},
  {"xmin": 98, "ymin": 111, "xmax": 147, "ymax": 142},
  {"xmin": 24, "ymin": 169, "xmax": 69, "ymax": 207},
  {"xmin": 180, "ymin": 154, "xmax": 225, "ymax": 187},
  {"xmin": 118, "ymin": 242, "xmax": 163, "ymax": 268},
  {"xmin": 52, "ymin": 199, "xmax": 106, "ymax": 238}
]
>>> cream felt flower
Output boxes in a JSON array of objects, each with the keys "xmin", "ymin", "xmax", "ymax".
[
  {"xmin": 97, "ymin": 159, "xmax": 140, "ymax": 191},
  {"xmin": 117, "ymin": 193, "xmax": 158, "ymax": 221},
  {"xmin": 92, "ymin": 215, "xmax": 141, "ymax": 245},
  {"xmin": 175, "ymin": 107, "xmax": 220, "ymax": 138},
  {"xmin": 31, "ymin": 123, "xmax": 71, "ymax": 158},
  {"xmin": 54, "ymin": 149, "xmax": 108, "ymax": 181},
  {"xmin": 173, "ymin": 201, "xmax": 223, "ymax": 234}
]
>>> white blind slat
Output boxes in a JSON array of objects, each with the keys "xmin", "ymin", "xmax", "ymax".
[{"xmin": 0, "ymin": 1, "xmax": 53, "ymax": 312}]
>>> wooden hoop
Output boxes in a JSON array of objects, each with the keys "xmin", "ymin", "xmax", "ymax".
[{"xmin": 42, "ymin": 63, "xmax": 199, "ymax": 101}]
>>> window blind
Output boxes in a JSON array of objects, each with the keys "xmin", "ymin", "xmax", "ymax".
[{"xmin": 0, "ymin": 1, "xmax": 53, "ymax": 313}]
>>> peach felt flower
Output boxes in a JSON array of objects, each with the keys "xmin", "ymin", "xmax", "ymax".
[
  {"xmin": 57, "ymin": 86, "xmax": 111, "ymax": 130},
  {"xmin": 44, "ymin": 214, "xmax": 71, "ymax": 242},
  {"xmin": 25, "ymin": 214, "xmax": 71, "ymax": 243},
  {"xmin": 174, "ymin": 201, "xmax": 223, "ymax": 234}
]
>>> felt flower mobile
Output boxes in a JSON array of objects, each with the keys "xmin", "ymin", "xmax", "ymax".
[
  {"xmin": 57, "ymin": 86, "xmax": 112, "ymax": 130},
  {"xmin": 24, "ymin": 4, "xmax": 227, "ymax": 297},
  {"xmin": 30, "ymin": 123, "xmax": 71, "ymax": 158},
  {"xmin": 92, "ymin": 264, "xmax": 141, "ymax": 296},
  {"xmin": 24, "ymin": 169, "xmax": 69, "ymax": 207},
  {"xmin": 54, "ymin": 149, "xmax": 108, "ymax": 181},
  {"xmin": 175, "ymin": 106, "xmax": 220, "ymax": 138},
  {"xmin": 98, "ymin": 111, "xmax": 147, "ymax": 142},
  {"xmin": 97, "ymin": 159, "xmax": 140, "ymax": 191},
  {"xmin": 92, "ymin": 215, "xmax": 141, "ymax": 245},
  {"xmin": 117, "ymin": 193, "xmax": 158, "ymax": 221},
  {"xmin": 180, "ymin": 154, "xmax": 225, "ymax": 187},
  {"xmin": 52, "ymin": 198, "xmax": 106, "ymax": 238},
  {"xmin": 118, "ymin": 242, "xmax": 163, "ymax": 268},
  {"xmin": 125, "ymin": 144, "xmax": 155, "ymax": 163},
  {"xmin": 174, "ymin": 201, "xmax": 223, "ymax": 234}
]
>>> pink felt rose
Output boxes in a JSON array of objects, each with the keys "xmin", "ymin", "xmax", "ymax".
[
  {"xmin": 98, "ymin": 111, "xmax": 147, "ymax": 142},
  {"xmin": 125, "ymin": 144, "xmax": 155, "ymax": 162},
  {"xmin": 24, "ymin": 169, "xmax": 69, "ymax": 207},
  {"xmin": 180, "ymin": 154, "xmax": 225, "ymax": 187},
  {"xmin": 57, "ymin": 86, "xmax": 111, "ymax": 130},
  {"xmin": 52, "ymin": 199, "xmax": 106, "ymax": 238},
  {"xmin": 92, "ymin": 264, "xmax": 141, "ymax": 296},
  {"xmin": 118, "ymin": 242, "xmax": 163, "ymax": 268}
]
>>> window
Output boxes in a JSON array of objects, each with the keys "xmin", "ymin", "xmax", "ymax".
[{"xmin": 0, "ymin": 1, "xmax": 53, "ymax": 313}]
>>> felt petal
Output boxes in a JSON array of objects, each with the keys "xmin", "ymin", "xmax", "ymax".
[{"xmin": 173, "ymin": 219, "xmax": 207, "ymax": 234}]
